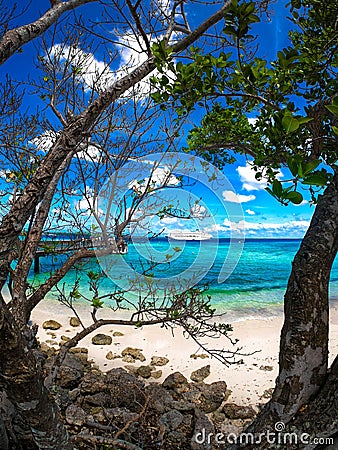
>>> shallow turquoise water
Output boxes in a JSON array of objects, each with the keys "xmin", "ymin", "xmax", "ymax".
[{"xmin": 31, "ymin": 238, "xmax": 338, "ymax": 319}]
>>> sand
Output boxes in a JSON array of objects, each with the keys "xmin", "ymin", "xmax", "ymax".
[{"xmin": 30, "ymin": 299, "xmax": 338, "ymax": 407}]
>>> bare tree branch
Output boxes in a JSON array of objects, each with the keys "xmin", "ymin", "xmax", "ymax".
[{"xmin": 0, "ymin": 0, "xmax": 98, "ymax": 66}]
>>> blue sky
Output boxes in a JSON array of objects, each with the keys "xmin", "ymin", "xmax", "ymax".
[
  {"xmin": 0, "ymin": 0, "xmax": 319, "ymax": 239},
  {"xmin": 133, "ymin": 153, "xmax": 314, "ymax": 239}
]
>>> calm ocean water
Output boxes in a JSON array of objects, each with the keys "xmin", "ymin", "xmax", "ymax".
[{"xmin": 31, "ymin": 238, "xmax": 338, "ymax": 320}]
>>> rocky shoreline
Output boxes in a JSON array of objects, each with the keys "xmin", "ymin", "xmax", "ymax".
[{"xmin": 38, "ymin": 338, "xmax": 260, "ymax": 450}]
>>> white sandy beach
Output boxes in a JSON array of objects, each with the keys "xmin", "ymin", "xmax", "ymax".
[{"xmin": 30, "ymin": 299, "xmax": 338, "ymax": 407}]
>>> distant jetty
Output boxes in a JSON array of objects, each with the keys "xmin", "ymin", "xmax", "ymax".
[{"xmin": 33, "ymin": 237, "xmax": 127, "ymax": 273}]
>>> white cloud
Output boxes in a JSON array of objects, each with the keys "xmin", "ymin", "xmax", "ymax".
[
  {"xmin": 49, "ymin": 44, "xmax": 115, "ymax": 92},
  {"xmin": 154, "ymin": 0, "xmax": 173, "ymax": 15},
  {"xmin": 160, "ymin": 216, "xmax": 178, "ymax": 224},
  {"xmin": 295, "ymin": 200, "xmax": 308, "ymax": 206},
  {"xmin": 245, "ymin": 209, "xmax": 255, "ymax": 215},
  {"xmin": 129, "ymin": 166, "xmax": 180, "ymax": 194},
  {"xmin": 248, "ymin": 117, "xmax": 257, "ymax": 126},
  {"xmin": 31, "ymin": 130, "xmax": 59, "ymax": 151},
  {"xmin": 223, "ymin": 218, "xmax": 310, "ymax": 234},
  {"xmin": 237, "ymin": 162, "xmax": 283, "ymax": 192},
  {"xmin": 222, "ymin": 190, "xmax": 256, "ymax": 203}
]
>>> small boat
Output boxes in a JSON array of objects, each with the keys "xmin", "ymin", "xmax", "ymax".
[{"xmin": 168, "ymin": 230, "xmax": 212, "ymax": 241}]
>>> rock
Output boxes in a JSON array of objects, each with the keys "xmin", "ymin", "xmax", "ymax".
[
  {"xmin": 80, "ymin": 372, "xmax": 106, "ymax": 394},
  {"xmin": 63, "ymin": 353, "xmax": 85, "ymax": 371},
  {"xmin": 68, "ymin": 347, "xmax": 88, "ymax": 363},
  {"xmin": 70, "ymin": 317, "xmax": 81, "ymax": 327},
  {"xmin": 159, "ymin": 410, "xmax": 184, "ymax": 431},
  {"xmin": 94, "ymin": 407, "xmax": 138, "ymax": 432},
  {"xmin": 190, "ymin": 365, "xmax": 210, "ymax": 382},
  {"xmin": 113, "ymin": 331, "xmax": 124, "ymax": 336},
  {"xmin": 69, "ymin": 388, "xmax": 80, "ymax": 402},
  {"xmin": 69, "ymin": 347, "xmax": 88, "ymax": 355},
  {"xmin": 57, "ymin": 366, "xmax": 83, "ymax": 389},
  {"xmin": 151, "ymin": 356, "xmax": 169, "ymax": 366},
  {"xmin": 259, "ymin": 365, "xmax": 274, "ymax": 371},
  {"xmin": 219, "ymin": 420, "xmax": 243, "ymax": 437},
  {"xmin": 65, "ymin": 404, "xmax": 86, "ymax": 426},
  {"xmin": 122, "ymin": 355, "xmax": 136, "ymax": 363},
  {"xmin": 146, "ymin": 384, "xmax": 175, "ymax": 414},
  {"xmin": 163, "ymin": 372, "xmax": 188, "ymax": 391},
  {"xmin": 91, "ymin": 334, "xmax": 112, "ymax": 345},
  {"xmin": 56, "ymin": 354, "xmax": 84, "ymax": 389},
  {"xmin": 261, "ymin": 388, "xmax": 274, "ymax": 399},
  {"xmin": 190, "ymin": 353, "xmax": 209, "ymax": 359},
  {"xmin": 84, "ymin": 392, "xmax": 111, "ymax": 406},
  {"xmin": 106, "ymin": 351, "xmax": 121, "ymax": 360},
  {"xmin": 42, "ymin": 320, "xmax": 62, "ymax": 330},
  {"xmin": 124, "ymin": 365, "xmax": 139, "ymax": 375},
  {"xmin": 105, "ymin": 368, "xmax": 145, "ymax": 413},
  {"xmin": 39, "ymin": 342, "xmax": 56, "ymax": 356},
  {"xmin": 151, "ymin": 370, "xmax": 162, "ymax": 379},
  {"xmin": 191, "ymin": 408, "xmax": 215, "ymax": 450},
  {"xmin": 46, "ymin": 331, "xmax": 57, "ymax": 339},
  {"xmin": 184, "ymin": 381, "xmax": 229, "ymax": 413},
  {"xmin": 222, "ymin": 403, "xmax": 257, "ymax": 420},
  {"xmin": 137, "ymin": 365, "xmax": 152, "ymax": 379},
  {"xmin": 121, "ymin": 347, "xmax": 146, "ymax": 362}
]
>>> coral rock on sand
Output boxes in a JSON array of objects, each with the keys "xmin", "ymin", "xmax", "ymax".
[
  {"xmin": 151, "ymin": 369, "xmax": 162, "ymax": 379},
  {"xmin": 190, "ymin": 353, "xmax": 209, "ymax": 360},
  {"xmin": 259, "ymin": 365, "xmax": 273, "ymax": 371},
  {"xmin": 91, "ymin": 334, "xmax": 112, "ymax": 345},
  {"xmin": 106, "ymin": 351, "xmax": 121, "ymax": 360},
  {"xmin": 113, "ymin": 331, "xmax": 124, "ymax": 337},
  {"xmin": 151, "ymin": 356, "xmax": 169, "ymax": 366},
  {"xmin": 137, "ymin": 365, "xmax": 152, "ymax": 379},
  {"xmin": 190, "ymin": 365, "xmax": 211, "ymax": 382},
  {"xmin": 69, "ymin": 317, "xmax": 81, "ymax": 327},
  {"xmin": 222, "ymin": 403, "xmax": 257, "ymax": 420},
  {"xmin": 42, "ymin": 320, "xmax": 62, "ymax": 330},
  {"xmin": 162, "ymin": 372, "xmax": 188, "ymax": 392},
  {"xmin": 121, "ymin": 347, "xmax": 146, "ymax": 362}
]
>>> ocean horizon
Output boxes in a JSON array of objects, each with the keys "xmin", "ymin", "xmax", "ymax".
[{"xmin": 27, "ymin": 237, "xmax": 338, "ymax": 322}]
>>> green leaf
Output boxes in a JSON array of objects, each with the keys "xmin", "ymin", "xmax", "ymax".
[
  {"xmin": 302, "ymin": 173, "xmax": 328, "ymax": 186},
  {"xmin": 302, "ymin": 159, "xmax": 320, "ymax": 176},
  {"xmin": 272, "ymin": 179, "xmax": 283, "ymax": 197},
  {"xmin": 285, "ymin": 191, "xmax": 303, "ymax": 204},
  {"xmin": 296, "ymin": 116, "xmax": 313, "ymax": 125},
  {"xmin": 282, "ymin": 112, "xmax": 299, "ymax": 134},
  {"xmin": 287, "ymin": 156, "xmax": 298, "ymax": 176},
  {"xmin": 325, "ymin": 104, "xmax": 338, "ymax": 117}
]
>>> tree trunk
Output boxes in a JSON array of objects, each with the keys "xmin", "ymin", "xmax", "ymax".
[
  {"xmin": 231, "ymin": 172, "xmax": 338, "ymax": 447},
  {"xmin": 0, "ymin": 300, "xmax": 73, "ymax": 449}
]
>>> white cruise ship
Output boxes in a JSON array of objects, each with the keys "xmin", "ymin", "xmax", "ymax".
[{"xmin": 168, "ymin": 230, "xmax": 212, "ymax": 241}]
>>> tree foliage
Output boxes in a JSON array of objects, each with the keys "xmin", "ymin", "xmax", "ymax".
[{"xmin": 152, "ymin": 0, "xmax": 338, "ymax": 204}]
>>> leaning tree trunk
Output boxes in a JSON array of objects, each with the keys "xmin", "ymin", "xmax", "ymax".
[
  {"xmin": 230, "ymin": 173, "xmax": 338, "ymax": 448},
  {"xmin": 0, "ymin": 300, "xmax": 73, "ymax": 449}
]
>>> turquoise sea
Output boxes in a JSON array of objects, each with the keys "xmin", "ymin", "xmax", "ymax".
[{"xmin": 31, "ymin": 238, "xmax": 338, "ymax": 320}]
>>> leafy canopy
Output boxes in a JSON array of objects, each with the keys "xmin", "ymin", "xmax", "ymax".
[{"xmin": 151, "ymin": 0, "xmax": 338, "ymax": 205}]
